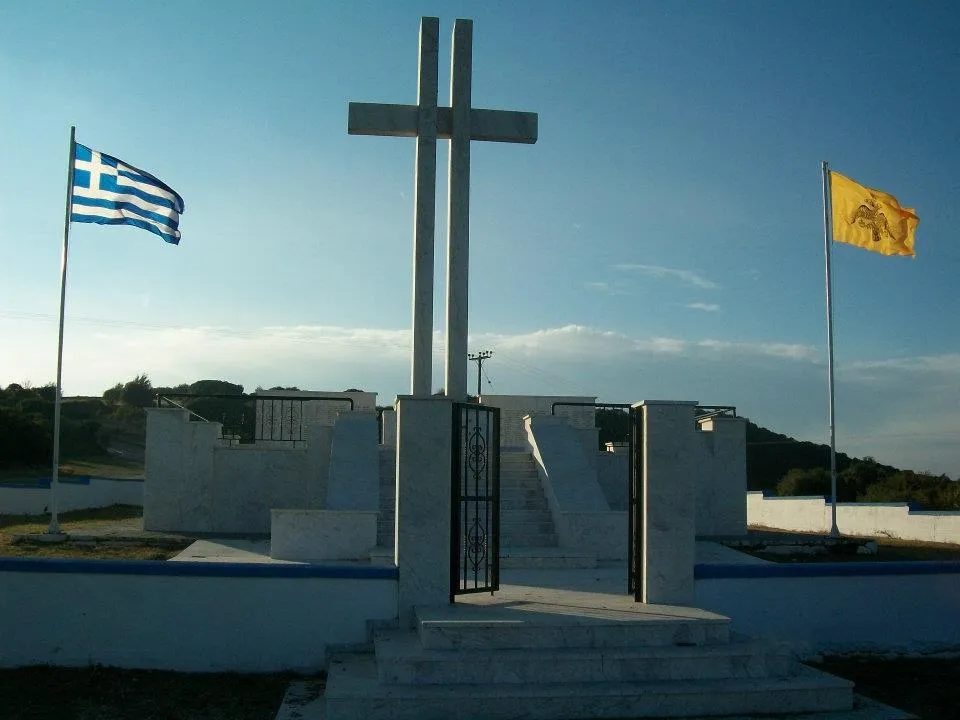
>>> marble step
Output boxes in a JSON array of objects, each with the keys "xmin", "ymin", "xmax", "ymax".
[
  {"xmin": 500, "ymin": 547, "xmax": 597, "ymax": 568},
  {"xmin": 500, "ymin": 520, "xmax": 554, "ymax": 534},
  {"xmin": 500, "ymin": 501, "xmax": 548, "ymax": 512},
  {"xmin": 500, "ymin": 532, "xmax": 557, "ymax": 547},
  {"xmin": 324, "ymin": 653, "xmax": 853, "ymax": 720},
  {"xmin": 499, "ymin": 513, "xmax": 552, "ymax": 526},
  {"xmin": 415, "ymin": 603, "xmax": 730, "ymax": 651},
  {"xmin": 374, "ymin": 630, "xmax": 795, "ymax": 686},
  {"xmin": 500, "ymin": 487, "xmax": 546, "ymax": 498},
  {"xmin": 499, "ymin": 452, "xmax": 533, "ymax": 462},
  {"xmin": 369, "ymin": 547, "xmax": 595, "ymax": 568},
  {"xmin": 499, "ymin": 476, "xmax": 541, "ymax": 485}
]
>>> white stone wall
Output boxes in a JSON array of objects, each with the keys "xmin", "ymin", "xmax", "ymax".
[
  {"xmin": 380, "ymin": 408, "xmax": 397, "ymax": 446},
  {"xmin": 747, "ymin": 492, "xmax": 960, "ymax": 544},
  {"xmin": 551, "ymin": 414, "xmax": 748, "ymax": 533},
  {"xmin": 595, "ymin": 452, "xmax": 628, "ymax": 510},
  {"xmin": 270, "ymin": 509, "xmax": 379, "ymax": 561},
  {"xmin": 481, "ymin": 394, "xmax": 596, "ymax": 448},
  {"xmin": 696, "ymin": 568, "xmax": 960, "ymax": 657},
  {"xmin": 0, "ymin": 561, "xmax": 397, "ymax": 672},
  {"xmin": 144, "ymin": 408, "xmax": 333, "ymax": 534},
  {"xmin": 0, "ymin": 478, "xmax": 143, "ymax": 516},
  {"xmin": 326, "ymin": 412, "xmax": 380, "ymax": 511},
  {"xmin": 695, "ymin": 416, "xmax": 747, "ymax": 536}
]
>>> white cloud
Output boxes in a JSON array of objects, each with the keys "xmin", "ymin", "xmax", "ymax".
[
  {"xmin": 697, "ymin": 339, "xmax": 818, "ymax": 361},
  {"xmin": 685, "ymin": 302, "xmax": 720, "ymax": 312},
  {"xmin": 613, "ymin": 264, "xmax": 720, "ymax": 290},
  {"xmin": 843, "ymin": 354, "xmax": 960, "ymax": 376},
  {"xmin": 3, "ymin": 318, "xmax": 958, "ymax": 477},
  {"xmin": 583, "ymin": 281, "xmax": 630, "ymax": 296}
]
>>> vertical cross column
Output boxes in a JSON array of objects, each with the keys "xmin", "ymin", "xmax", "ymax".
[
  {"xmin": 411, "ymin": 17, "xmax": 439, "ymax": 397},
  {"xmin": 444, "ymin": 19, "xmax": 473, "ymax": 400}
]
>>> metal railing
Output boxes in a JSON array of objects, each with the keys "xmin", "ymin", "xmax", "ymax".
[
  {"xmin": 695, "ymin": 405, "xmax": 737, "ymax": 422},
  {"xmin": 155, "ymin": 393, "xmax": 354, "ymax": 444}
]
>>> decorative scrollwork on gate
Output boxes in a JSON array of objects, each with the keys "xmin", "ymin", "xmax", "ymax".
[
  {"xmin": 466, "ymin": 425, "xmax": 488, "ymax": 476},
  {"xmin": 465, "ymin": 515, "xmax": 488, "ymax": 572}
]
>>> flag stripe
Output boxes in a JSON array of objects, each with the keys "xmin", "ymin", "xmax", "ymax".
[
  {"xmin": 69, "ymin": 212, "xmax": 180, "ymax": 245},
  {"xmin": 71, "ymin": 195, "xmax": 180, "ymax": 232},
  {"xmin": 70, "ymin": 142, "xmax": 183, "ymax": 245},
  {"xmin": 73, "ymin": 181, "xmax": 180, "ymax": 221}
]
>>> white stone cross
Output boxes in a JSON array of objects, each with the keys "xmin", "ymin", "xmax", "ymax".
[{"xmin": 349, "ymin": 17, "xmax": 537, "ymax": 399}]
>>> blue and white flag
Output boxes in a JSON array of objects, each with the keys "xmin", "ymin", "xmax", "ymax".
[{"xmin": 70, "ymin": 143, "xmax": 184, "ymax": 245}]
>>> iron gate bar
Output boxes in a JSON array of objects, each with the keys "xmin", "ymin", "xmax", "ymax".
[
  {"xmin": 628, "ymin": 406, "xmax": 643, "ymax": 600},
  {"xmin": 450, "ymin": 401, "xmax": 500, "ymax": 601}
]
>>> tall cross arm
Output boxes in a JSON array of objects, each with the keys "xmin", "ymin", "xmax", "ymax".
[{"xmin": 349, "ymin": 102, "xmax": 538, "ymax": 144}]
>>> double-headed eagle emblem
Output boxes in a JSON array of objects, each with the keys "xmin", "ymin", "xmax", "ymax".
[{"xmin": 849, "ymin": 195, "xmax": 894, "ymax": 245}]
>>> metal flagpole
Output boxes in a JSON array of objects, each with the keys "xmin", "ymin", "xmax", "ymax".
[
  {"xmin": 48, "ymin": 125, "xmax": 76, "ymax": 535},
  {"xmin": 821, "ymin": 160, "xmax": 840, "ymax": 537}
]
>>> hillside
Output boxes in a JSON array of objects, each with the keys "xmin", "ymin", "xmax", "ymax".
[{"xmin": 3, "ymin": 379, "xmax": 955, "ymax": 508}]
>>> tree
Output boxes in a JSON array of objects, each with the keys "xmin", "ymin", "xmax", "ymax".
[
  {"xmin": 103, "ymin": 382, "xmax": 124, "ymax": 405},
  {"xmin": 121, "ymin": 374, "xmax": 154, "ymax": 407},
  {"xmin": 0, "ymin": 405, "xmax": 51, "ymax": 467},
  {"xmin": 189, "ymin": 379, "xmax": 244, "ymax": 396},
  {"xmin": 776, "ymin": 467, "xmax": 831, "ymax": 497}
]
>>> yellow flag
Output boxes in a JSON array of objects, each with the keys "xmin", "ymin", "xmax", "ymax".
[{"xmin": 830, "ymin": 171, "xmax": 919, "ymax": 257}]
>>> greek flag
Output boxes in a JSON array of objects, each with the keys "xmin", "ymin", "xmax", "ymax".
[{"xmin": 70, "ymin": 143, "xmax": 184, "ymax": 245}]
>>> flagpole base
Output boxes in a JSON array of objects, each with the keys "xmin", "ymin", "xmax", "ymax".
[{"xmin": 41, "ymin": 528, "xmax": 68, "ymax": 543}]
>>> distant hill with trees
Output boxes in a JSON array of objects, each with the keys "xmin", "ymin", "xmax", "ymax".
[{"xmin": 3, "ymin": 380, "xmax": 956, "ymax": 508}]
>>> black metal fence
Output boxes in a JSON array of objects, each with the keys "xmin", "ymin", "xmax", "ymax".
[{"xmin": 155, "ymin": 393, "xmax": 354, "ymax": 443}]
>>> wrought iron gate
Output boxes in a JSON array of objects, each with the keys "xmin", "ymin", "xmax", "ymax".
[
  {"xmin": 450, "ymin": 402, "xmax": 500, "ymax": 600},
  {"xmin": 627, "ymin": 406, "xmax": 643, "ymax": 600}
]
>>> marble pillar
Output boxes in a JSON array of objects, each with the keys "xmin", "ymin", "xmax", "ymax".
[
  {"xmin": 635, "ymin": 400, "xmax": 698, "ymax": 606},
  {"xmin": 411, "ymin": 17, "xmax": 439, "ymax": 398},
  {"xmin": 394, "ymin": 395, "xmax": 454, "ymax": 626},
  {"xmin": 444, "ymin": 19, "xmax": 472, "ymax": 400}
]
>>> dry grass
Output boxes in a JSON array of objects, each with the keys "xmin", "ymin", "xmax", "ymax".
[
  {"xmin": 0, "ymin": 505, "xmax": 189, "ymax": 560},
  {"xmin": 0, "ymin": 666, "xmax": 294, "ymax": 720},
  {"xmin": 740, "ymin": 528, "xmax": 960, "ymax": 563},
  {"xmin": 59, "ymin": 458, "xmax": 145, "ymax": 479},
  {"xmin": 0, "ymin": 457, "xmax": 144, "ymax": 483},
  {"xmin": 2, "ymin": 658, "xmax": 957, "ymax": 719}
]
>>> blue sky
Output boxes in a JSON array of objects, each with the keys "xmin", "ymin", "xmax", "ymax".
[{"xmin": 2, "ymin": 1, "xmax": 958, "ymax": 477}]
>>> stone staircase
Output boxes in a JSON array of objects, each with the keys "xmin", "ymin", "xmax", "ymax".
[
  {"xmin": 499, "ymin": 449, "xmax": 596, "ymax": 569},
  {"xmin": 376, "ymin": 447, "xmax": 595, "ymax": 568},
  {"xmin": 376, "ymin": 446, "xmax": 395, "ymax": 549},
  {"xmin": 500, "ymin": 450, "xmax": 557, "ymax": 548},
  {"xmin": 322, "ymin": 586, "xmax": 856, "ymax": 720}
]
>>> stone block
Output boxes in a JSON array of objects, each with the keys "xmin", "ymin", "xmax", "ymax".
[{"xmin": 270, "ymin": 509, "xmax": 378, "ymax": 561}]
